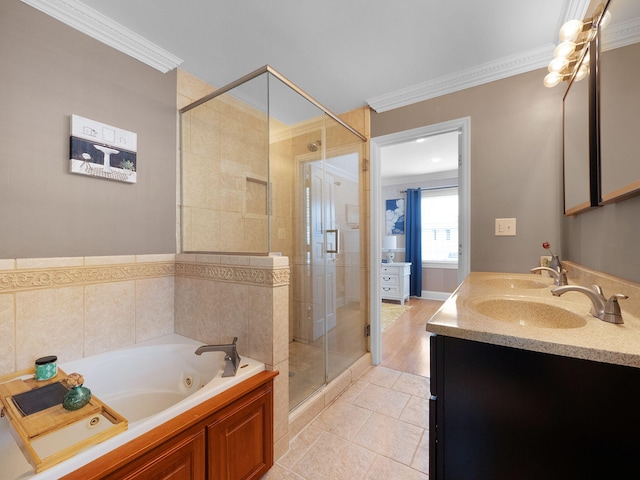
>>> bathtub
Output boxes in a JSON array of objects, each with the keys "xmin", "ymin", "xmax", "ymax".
[{"xmin": 0, "ymin": 334, "xmax": 265, "ymax": 480}]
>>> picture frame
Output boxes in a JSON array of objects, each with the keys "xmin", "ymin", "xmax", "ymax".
[
  {"xmin": 69, "ymin": 114, "xmax": 138, "ymax": 184},
  {"xmin": 385, "ymin": 198, "xmax": 405, "ymax": 234}
]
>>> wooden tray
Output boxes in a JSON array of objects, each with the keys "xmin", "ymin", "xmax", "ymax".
[{"xmin": 0, "ymin": 368, "xmax": 127, "ymax": 473}]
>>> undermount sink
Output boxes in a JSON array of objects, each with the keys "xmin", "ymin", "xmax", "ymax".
[
  {"xmin": 481, "ymin": 277, "xmax": 549, "ymax": 289},
  {"xmin": 470, "ymin": 298, "xmax": 587, "ymax": 329}
]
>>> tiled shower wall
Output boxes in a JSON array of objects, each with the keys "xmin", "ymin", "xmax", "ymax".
[{"xmin": 0, "ymin": 252, "xmax": 291, "ymax": 457}]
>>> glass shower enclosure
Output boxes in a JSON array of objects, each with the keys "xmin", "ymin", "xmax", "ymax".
[{"xmin": 179, "ymin": 66, "xmax": 368, "ymax": 410}]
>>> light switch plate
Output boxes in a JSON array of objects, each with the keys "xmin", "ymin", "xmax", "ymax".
[{"xmin": 495, "ymin": 218, "xmax": 516, "ymax": 236}]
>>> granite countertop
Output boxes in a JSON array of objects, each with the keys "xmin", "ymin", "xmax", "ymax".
[{"xmin": 426, "ymin": 266, "xmax": 640, "ymax": 369}]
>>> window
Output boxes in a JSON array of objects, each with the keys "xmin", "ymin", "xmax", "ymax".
[{"xmin": 421, "ymin": 188, "xmax": 458, "ymax": 265}]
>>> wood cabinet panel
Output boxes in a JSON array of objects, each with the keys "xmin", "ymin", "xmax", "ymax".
[
  {"xmin": 207, "ymin": 384, "xmax": 273, "ymax": 480},
  {"xmin": 105, "ymin": 429, "xmax": 205, "ymax": 480}
]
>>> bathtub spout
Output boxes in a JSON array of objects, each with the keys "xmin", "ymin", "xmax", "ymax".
[{"xmin": 195, "ymin": 337, "xmax": 241, "ymax": 377}]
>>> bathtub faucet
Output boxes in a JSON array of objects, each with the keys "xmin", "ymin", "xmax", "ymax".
[{"xmin": 195, "ymin": 337, "xmax": 241, "ymax": 377}]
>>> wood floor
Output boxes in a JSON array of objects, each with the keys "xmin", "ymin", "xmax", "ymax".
[{"xmin": 380, "ymin": 297, "xmax": 444, "ymax": 377}]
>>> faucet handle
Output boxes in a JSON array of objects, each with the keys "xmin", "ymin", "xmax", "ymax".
[{"xmin": 603, "ymin": 293, "xmax": 628, "ymax": 324}]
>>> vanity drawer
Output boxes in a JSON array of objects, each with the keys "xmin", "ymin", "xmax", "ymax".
[{"xmin": 381, "ymin": 274, "xmax": 399, "ymax": 285}]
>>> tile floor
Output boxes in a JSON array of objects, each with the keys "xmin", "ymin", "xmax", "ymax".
[{"xmin": 263, "ymin": 366, "xmax": 430, "ymax": 479}]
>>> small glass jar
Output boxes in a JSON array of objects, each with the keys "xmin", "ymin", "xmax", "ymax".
[{"xmin": 34, "ymin": 355, "xmax": 58, "ymax": 381}]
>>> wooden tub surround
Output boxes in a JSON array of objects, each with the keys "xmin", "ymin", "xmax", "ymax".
[{"xmin": 61, "ymin": 370, "xmax": 278, "ymax": 480}]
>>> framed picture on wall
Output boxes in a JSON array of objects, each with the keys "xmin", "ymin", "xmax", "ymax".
[
  {"xmin": 385, "ymin": 198, "xmax": 405, "ymax": 234},
  {"xmin": 69, "ymin": 114, "xmax": 138, "ymax": 184}
]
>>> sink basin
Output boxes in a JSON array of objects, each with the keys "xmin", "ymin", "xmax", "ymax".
[
  {"xmin": 481, "ymin": 277, "xmax": 549, "ymax": 289},
  {"xmin": 470, "ymin": 298, "xmax": 587, "ymax": 329}
]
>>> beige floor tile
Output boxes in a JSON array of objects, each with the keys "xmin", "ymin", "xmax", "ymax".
[
  {"xmin": 290, "ymin": 431, "xmax": 377, "ymax": 480},
  {"xmin": 353, "ymin": 412, "xmax": 424, "ymax": 466},
  {"xmin": 365, "ymin": 455, "xmax": 429, "ymax": 480},
  {"xmin": 335, "ymin": 379, "xmax": 368, "ymax": 404},
  {"xmin": 353, "ymin": 383, "xmax": 411, "ymax": 418},
  {"xmin": 393, "ymin": 372, "xmax": 431, "ymax": 399},
  {"xmin": 411, "ymin": 430, "xmax": 430, "ymax": 474},
  {"xmin": 261, "ymin": 463, "xmax": 305, "ymax": 479},
  {"xmin": 360, "ymin": 365, "xmax": 402, "ymax": 388},
  {"xmin": 400, "ymin": 395, "xmax": 430, "ymax": 429},
  {"xmin": 311, "ymin": 400, "xmax": 372, "ymax": 440},
  {"xmin": 278, "ymin": 424, "xmax": 324, "ymax": 470}
]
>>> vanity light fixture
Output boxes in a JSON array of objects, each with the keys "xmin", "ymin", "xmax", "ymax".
[{"xmin": 543, "ymin": 4, "xmax": 608, "ymax": 88}]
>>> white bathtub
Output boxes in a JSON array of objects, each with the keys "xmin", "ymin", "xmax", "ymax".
[{"xmin": 0, "ymin": 334, "xmax": 265, "ymax": 480}]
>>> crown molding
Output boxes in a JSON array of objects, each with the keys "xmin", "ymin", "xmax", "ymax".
[
  {"xmin": 602, "ymin": 16, "xmax": 640, "ymax": 51},
  {"xmin": 20, "ymin": 0, "xmax": 182, "ymax": 73},
  {"xmin": 367, "ymin": 0, "xmax": 590, "ymax": 113},
  {"xmin": 367, "ymin": 45, "xmax": 554, "ymax": 113}
]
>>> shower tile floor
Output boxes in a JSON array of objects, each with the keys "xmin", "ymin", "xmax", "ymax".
[{"xmin": 263, "ymin": 366, "xmax": 430, "ymax": 480}]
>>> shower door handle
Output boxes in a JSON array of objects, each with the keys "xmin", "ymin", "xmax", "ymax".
[{"xmin": 326, "ymin": 229, "xmax": 339, "ymax": 254}]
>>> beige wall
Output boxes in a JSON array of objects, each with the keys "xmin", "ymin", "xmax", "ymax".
[
  {"xmin": 373, "ymin": 69, "xmax": 566, "ymax": 275},
  {"xmin": 0, "ymin": 1, "xmax": 177, "ymax": 259}
]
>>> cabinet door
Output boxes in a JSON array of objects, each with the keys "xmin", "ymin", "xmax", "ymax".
[
  {"xmin": 207, "ymin": 385, "xmax": 273, "ymax": 480},
  {"xmin": 105, "ymin": 429, "xmax": 206, "ymax": 480}
]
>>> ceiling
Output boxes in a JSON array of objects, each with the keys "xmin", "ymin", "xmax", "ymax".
[
  {"xmin": 24, "ymin": 0, "xmax": 590, "ymax": 114},
  {"xmin": 22, "ymin": 0, "xmax": 591, "ymax": 178}
]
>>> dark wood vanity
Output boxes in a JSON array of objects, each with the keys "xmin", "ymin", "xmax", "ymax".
[
  {"xmin": 61, "ymin": 370, "xmax": 277, "ymax": 480},
  {"xmin": 430, "ymin": 335, "xmax": 640, "ymax": 479}
]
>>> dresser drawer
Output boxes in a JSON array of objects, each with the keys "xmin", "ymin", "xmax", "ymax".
[
  {"xmin": 381, "ymin": 265, "xmax": 400, "ymax": 275},
  {"xmin": 381, "ymin": 274, "xmax": 399, "ymax": 285},
  {"xmin": 381, "ymin": 285, "xmax": 400, "ymax": 296}
]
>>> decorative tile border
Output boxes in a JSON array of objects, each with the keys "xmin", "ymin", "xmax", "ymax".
[
  {"xmin": 0, "ymin": 262, "xmax": 175, "ymax": 293},
  {"xmin": 175, "ymin": 262, "xmax": 290, "ymax": 286}
]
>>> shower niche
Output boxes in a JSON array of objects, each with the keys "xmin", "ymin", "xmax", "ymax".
[{"xmin": 180, "ymin": 66, "xmax": 369, "ymax": 410}]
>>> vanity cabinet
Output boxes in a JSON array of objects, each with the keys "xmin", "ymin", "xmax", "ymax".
[
  {"xmin": 381, "ymin": 262, "xmax": 411, "ymax": 304},
  {"xmin": 62, "ymin": 371, "xmax": 277, "ymax": 480},
  {"xmin": 430, "ymin": 335, "xmax": 640, "ymax": 480}
]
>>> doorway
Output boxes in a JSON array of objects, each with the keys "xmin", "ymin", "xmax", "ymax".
[{"xmin": 369, "ymin": 117, "xmax": 471, "ymax": 365}]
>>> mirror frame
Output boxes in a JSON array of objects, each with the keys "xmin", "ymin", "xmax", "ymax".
[
  {"xmin": 562, "ymin": 37, "xmax": 601, "ymax": 216},
  {"xmin": 596, "ymin": 0, "xmax": 640, "ymax": 204}
]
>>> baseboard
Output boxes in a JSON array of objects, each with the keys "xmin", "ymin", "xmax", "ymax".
[{"xmin": 420, "ymin": 290, "xmax": 452, "ymax": 301}]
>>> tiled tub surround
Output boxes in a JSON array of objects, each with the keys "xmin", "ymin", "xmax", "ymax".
[
  {"xmin": 0, "ymin": 253, "xmax": 293, "ymax": 463},
  {"xmin": 0, "ymin": 254, "xmax": 176, "ymax": 377},
  {"xmin": 427, "ymin": 261, "xmax": 640, "ymax": 367}
]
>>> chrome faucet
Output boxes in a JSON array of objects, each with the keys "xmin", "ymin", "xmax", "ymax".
[
  {"xmin": 531, "ymin": 266, "xmax": 568, "ymax": 286},
  {"xmin": 195, "ymin": 337, "xmax": 241, "ymax": 377},
  {"xmin": 551, "ymin": 284, "xmax": 628, "ymax": 324}
]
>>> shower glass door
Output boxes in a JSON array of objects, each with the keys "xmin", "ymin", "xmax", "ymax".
[{"xmin": 288, "ymin": 112, "xmax": 367, "ymax": 410}]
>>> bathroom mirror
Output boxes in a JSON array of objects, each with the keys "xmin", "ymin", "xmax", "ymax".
[
  {"xmin": 598, "ymin": 0, "xmax": 640, "ymax": 204},
  {"xmin": 563, "ymin": 45, "xmax": 599, "ymax": 215}
]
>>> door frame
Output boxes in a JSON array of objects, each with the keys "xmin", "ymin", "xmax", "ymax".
[{"xmin": 369, "ymin": 117, "xmax": 471, "ymax": 365}]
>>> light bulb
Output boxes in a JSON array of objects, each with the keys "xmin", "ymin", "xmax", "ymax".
[
  {"xmin": 559, "ymin": 19, "xmax": 584, "ymax": 42},
  {"xmin": 548, "ymin": 57, "xmax": 569, "ymax": 73},
  {"xmin": 544, "ymin": 72, "xmax": 562, "ymax": 88},
  {"xmin": 575, "ymin": 64, "xmax": 589, "ymax": 81},
  {"xmin": 554, "ymin": 41, "xmax": 577, "ymax": 58}
]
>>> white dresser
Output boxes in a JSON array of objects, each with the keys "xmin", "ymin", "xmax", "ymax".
[{"xmin": 381, "ymin": 262, "xmax": 411, "ymax": 305}]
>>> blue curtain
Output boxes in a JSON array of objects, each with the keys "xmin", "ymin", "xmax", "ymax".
[{"xmin": 405, "ymin": 188, "xmax": 422, "ymax": 297}]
